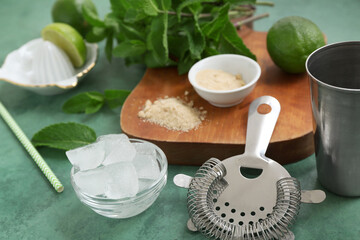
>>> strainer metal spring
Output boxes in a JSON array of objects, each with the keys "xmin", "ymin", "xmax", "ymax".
[{"xmin": 187, "ymin": 159, "xmax": 301, "ymax": 240}]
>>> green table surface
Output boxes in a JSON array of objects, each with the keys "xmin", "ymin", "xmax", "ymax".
[{"xmin": 1, "ymin": 1, "xmax": 359, "ymax": 239}]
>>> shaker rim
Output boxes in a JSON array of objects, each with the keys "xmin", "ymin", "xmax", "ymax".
[{"xmin": 306, "ymin": 41, "xmax": 360, "ymax": 93}]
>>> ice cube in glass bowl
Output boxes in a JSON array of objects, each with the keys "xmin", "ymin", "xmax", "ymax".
[{"xmin": 70, "ymin": 139, "xmax": 168, "ymax": 219}]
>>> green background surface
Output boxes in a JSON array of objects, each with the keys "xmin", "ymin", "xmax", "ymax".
[{"xmin": 1, "ymin": 0, "xmax": 359, "ymax": 239}]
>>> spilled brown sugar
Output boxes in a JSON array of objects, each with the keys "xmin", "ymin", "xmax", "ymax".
[{"xmin": 138, "ymin": 97, "xmax": 206, "ymax": 132}]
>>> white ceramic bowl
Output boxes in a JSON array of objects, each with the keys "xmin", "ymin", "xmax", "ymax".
[{"xmin": 188, "ymin": 54, "xmax": 261, "ymax": 107}]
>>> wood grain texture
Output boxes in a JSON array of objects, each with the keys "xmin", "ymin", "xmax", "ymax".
[{"xmin": 120, "ymin": 28, "xmax": 314, "ymax": 165}]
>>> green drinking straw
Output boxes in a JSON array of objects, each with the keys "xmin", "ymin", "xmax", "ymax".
[{"xmin": 0, "ymin": 100, "xmax": 64, "ymax": 193}]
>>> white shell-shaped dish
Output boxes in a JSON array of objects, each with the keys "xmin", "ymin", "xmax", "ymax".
[{"xmin": 0, "ymin": 38, "xmax": 98, "ymax": 95}]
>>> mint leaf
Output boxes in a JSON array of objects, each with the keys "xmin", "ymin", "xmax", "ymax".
[
  {"xmin": 182, "ymin": 19, "xmax": 205, "ymax": 59},
  {"xmin": 124, "ymin": 8, "xmax": 147, "ymax": 23},
  {"xmin": 104, "ymin": 13, "xmax": 120, "ymax": 33},
  {"xmin": 201, "ymin": 4, "xmax": 230, "ymax": 41},
  {"xmin": 32, "ymin": 122, "xmax": 96, "ymax": 150},
  {"xmin": 85, "ymin": 101, "xmax": 103, "ymax": 114},
  {"xmin": 144, "ymin": 0, "xmax": 160, "ymax": 15},
  {"xmin": 62, "ymin": 92, "xmax": 105, "ymax": 114},
  {"xmin": 133, "ymin": 0, "xmax": 159, "ymax": 16},
  {"xmin": 178, "ymin": 51, "xmax": 197, "ymax": 75},
  {"xmin": 219, "ymin": 20, "xmax": 256, "ymax": 60},
  {"xmin": 110, "ymin": 0, "xmax": 131, "ymax": 17},
  {"xmin": 113, "ymin": 40, "xmax": 146, "ymax": 57},
  {"xmin": 105, "ymin": 32, "xmax": 114, "ymax": 62},
  {"xmin": 187, "ymin": 3, "xmax": 203, "ymax": 19},
  {"xmin": 82, "ymin": 4, "xmax": 105, "ymax": 27},
  {"xmin": 168, "ymin": 35, "xmax": 188, "ymax": 60},
  {"xmin": 144, "ymin": 52, "xmax": 161, "ymax": 68},
  {"xmin": 158, "ymin": 0, "xmax": 172, "ymax": 10},
  {"xmin": 104, "ymin": 89, "xmax": 131, "ymax": 109},
  {"xmin": 203, "ymin": 46, "xmax": 220, "ymax": 57},
  {"xmin": 118, "ymin": 21, "xmax": 145, "ymax": 40},
  {"xmin": 86, "ymin": 27, "xmax": 107, "ymax": 43},
  {"xmin": 146, "ymin": 13, "xmax": 169, "ymax": 66}
]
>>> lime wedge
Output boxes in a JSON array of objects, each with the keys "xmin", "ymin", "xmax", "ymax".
[{"xmin": 41, "ymin": 23, "xmax": 87, "ymax": 68}]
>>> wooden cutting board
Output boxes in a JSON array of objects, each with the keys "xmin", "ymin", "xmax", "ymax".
[{"xmin": 120, "ymin": 28, "xmax": 314, "ymax": 166}]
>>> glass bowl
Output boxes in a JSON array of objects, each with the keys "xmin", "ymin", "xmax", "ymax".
[{"xmin": 70, "ymin": 139, "xmax": 168, "ymax": 219}]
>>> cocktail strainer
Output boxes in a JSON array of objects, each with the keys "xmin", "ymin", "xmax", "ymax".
[{"xmin": 174, "ymin": 96, "xmax": 325, "ymax": 240}]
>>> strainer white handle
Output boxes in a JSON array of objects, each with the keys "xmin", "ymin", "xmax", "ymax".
[{"xmin": 244, "ymin": 95, "xmax": 281, "ymax": 159}]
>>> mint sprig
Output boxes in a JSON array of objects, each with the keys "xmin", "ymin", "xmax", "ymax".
[
  {"xmin": 62, "ymin": 91, "xmax": 104, "ymax": 114},
  {"xmin": 104, "ymin": 89, "xmax": 131, "ymax": 109},
  {"xmin": 81, "ymin": 0, "xmax": 270, "ymax": 74},
  {"xmin": 62, "ymin": 89, "xmax": 131, "ymax": 114}
]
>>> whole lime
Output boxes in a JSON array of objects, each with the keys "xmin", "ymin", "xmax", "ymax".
[
  {"xmin": 51, "ymin": 0, "xmax": 97, "ymax": 37},
  {"xmin": 267, "ymin": 16, "xmax": 325, "ymax": 74}
]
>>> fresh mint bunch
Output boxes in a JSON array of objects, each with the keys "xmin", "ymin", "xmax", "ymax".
[{"xmin": 82, "ymin": 0, "xmax": 261, "ymax": 74}]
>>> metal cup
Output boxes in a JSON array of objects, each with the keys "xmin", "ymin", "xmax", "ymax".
[{"xmin": 306, "ymin": 41, "xmax": 360, "ymax": 197}]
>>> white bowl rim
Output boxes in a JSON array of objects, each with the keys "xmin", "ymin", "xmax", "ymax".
[{"xmin": 188, "ymin": 54, "xmax": 261, "ymax": 94}]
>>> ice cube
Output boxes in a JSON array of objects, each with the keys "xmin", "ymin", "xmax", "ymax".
[
  {"xmin": 98, "ymin": 134, "xmax": 136, "ymax": 165},
  {"xmin": 133, "ymin": 143, "xmax": 160, "ymax": 180},
  {"xmin": 104, "ymin": 162, "xmax": 139, "ymax": 199},
  {"xmin": 73, "ymin": 166, "xmax": 108, "ymax": 196},
  {"xmin": 133, "ymin": 142, "xmax": 157, "ymax": 157},
  {"xmin": 66, "ymin": 141, "xmax": 105, "ymax": 171},
  {"xmin": 97, "ymin": 134, "xmax": 129, "ymax": 153}
]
